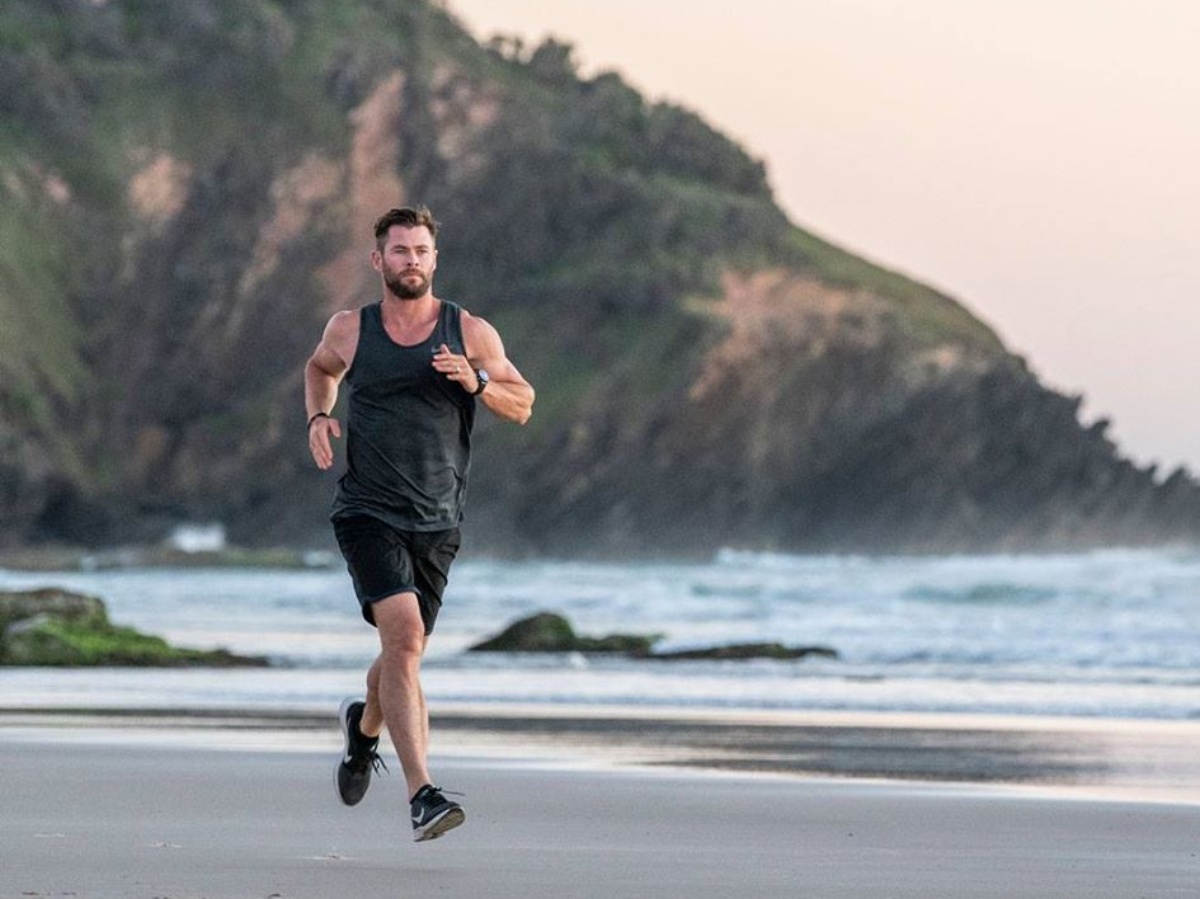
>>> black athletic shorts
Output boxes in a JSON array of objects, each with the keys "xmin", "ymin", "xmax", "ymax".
[{"xmin": 332, "ymin": 515, "xmax": 461, "ymax": 635}]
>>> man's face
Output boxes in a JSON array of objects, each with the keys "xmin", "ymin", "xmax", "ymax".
[{"xmin": 374, "ymin": 225, "xmax": 437, "ymax": 300}]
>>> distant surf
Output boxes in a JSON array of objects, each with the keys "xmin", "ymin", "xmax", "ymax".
[{"xmin": 2, "ymin": 548, "xmax": 1198, "ymax": 720}]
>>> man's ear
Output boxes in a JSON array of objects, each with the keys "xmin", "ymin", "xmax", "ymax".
[{"xmin": 370, "ymin": 249, "xmax": 382, "ymax": 272}]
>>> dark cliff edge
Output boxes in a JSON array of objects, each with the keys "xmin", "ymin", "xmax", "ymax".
[{"xmin": 1, "ymin": 0, "xmax": 1196, "ymax": 557}]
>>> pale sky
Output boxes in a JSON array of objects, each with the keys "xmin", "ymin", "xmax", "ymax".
[{"xmin": 447, "ymin": 0, "xmax": 1200, "ymax": 475}]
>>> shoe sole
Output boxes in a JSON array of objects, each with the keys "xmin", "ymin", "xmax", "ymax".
[
  {"xmin": 413, "ymin": 806, "xmax": 466, "ymax": 843},
  {"xmin": 335, "ymin": 698, "xmax": 365, "ymax": 807}
]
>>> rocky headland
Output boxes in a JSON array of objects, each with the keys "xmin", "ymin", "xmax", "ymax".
[{"xmin": 1, "ymin": 0, "xmax": 1197, "ymax": 558}]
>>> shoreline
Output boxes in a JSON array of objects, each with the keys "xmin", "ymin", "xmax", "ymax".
[
  {"xmin": 5, "ymin": 703, "xmax": 1199, "ymax": 806},
  {"xmin": 6, "ymin": 738, "xmax": 1199, "ymax": 899}
]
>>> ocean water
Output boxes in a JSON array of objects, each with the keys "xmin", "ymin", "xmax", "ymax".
[{"xmin": 2, "ymin": 548, "xmax": 1198, "ymax": 720}]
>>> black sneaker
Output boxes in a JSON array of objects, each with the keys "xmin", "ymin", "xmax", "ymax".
[
  {"xmin": 335, "ymin": 697, "xmax": 387, "ymax": 806},
  {"xmin": 410, "ymin": 784, "xmax": 466, "ymax": 842}
]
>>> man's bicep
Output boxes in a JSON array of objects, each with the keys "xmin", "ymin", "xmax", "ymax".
[
  {"xmin": 310, "ymin": 312, "xmax": 355, "ymax": 377},
  {"xmin": 470, "ymin": 343, "xmax": 528, "ymax": 386},
  {"xmin": 309, "ymin": 341, "xmax": 348, "ymax": 378},
  {"xmin": 493, "ymin": 351, "xmax": 532, "ymax": 386},
  {"xmin": 468, "ymin": 324, "xmax": 527, "ymax": 386}
]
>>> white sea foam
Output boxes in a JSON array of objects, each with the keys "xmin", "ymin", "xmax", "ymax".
[{"xmin": 2, "ymin": 548, "xmax": 1198, "ymax": 719}]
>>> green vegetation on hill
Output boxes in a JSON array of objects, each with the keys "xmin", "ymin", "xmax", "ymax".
[
  {"xmin": 0, "ymin": 0, "xmax": 1194, "ymax": 555},
  {"xmin": 787, "ymin": 228, "xmax": 1005, "ymax": 352}
]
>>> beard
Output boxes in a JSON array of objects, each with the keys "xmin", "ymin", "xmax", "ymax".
[{"xmin": 384, "ymin": 268, "xmax": 431, "ymax": 300}]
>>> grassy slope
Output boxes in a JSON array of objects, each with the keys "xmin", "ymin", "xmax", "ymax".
[
  {"xmin": 446, "ymin": 23, "xmax": 1011, "ymax": 437},
  {"xmin": 789, "ymin": 228, "xmax": 1006, "ymax": 353},
  {"xmin": 0, "ymin": 0, "xmax": 1035, "ymax": 546}
]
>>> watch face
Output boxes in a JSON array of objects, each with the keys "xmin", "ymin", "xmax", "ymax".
[{"xmin": 474, "ymin": 368, "xmax": 489, "ymax": 394}]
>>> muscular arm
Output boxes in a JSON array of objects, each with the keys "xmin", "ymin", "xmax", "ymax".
[
  {"xmin": 439, "ymin": 312, "xmax": 534, "ymax": 425},
  {"xmin": 304, "ymin": 311, "xmax": 356, "ymax": 469}
]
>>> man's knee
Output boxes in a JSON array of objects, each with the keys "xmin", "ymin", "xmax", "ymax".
[{"xmin": 372, "ymin": 592, "xmax": 426, "ymax": 655}]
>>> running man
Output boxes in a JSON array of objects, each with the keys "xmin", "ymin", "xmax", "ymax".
[{"xmin": 304, "ymin": 206, "xmax": 534, "ymax": 841}]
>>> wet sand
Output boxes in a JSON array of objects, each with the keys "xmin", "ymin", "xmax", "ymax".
[{"xmin": 2, "ymin": 709, "xmax": 1199, "ymax": 898}]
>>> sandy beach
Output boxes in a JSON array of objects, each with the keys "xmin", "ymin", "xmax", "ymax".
[{"xmin": 3, "ymin": 708, "xmax": 1199, "ymax": 898}]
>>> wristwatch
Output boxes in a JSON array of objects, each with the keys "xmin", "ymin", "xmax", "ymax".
[{"xmin": 471, "ymin": 368, "xmax": 489, "ymax": 396}]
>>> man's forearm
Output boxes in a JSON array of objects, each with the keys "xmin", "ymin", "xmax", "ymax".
[
  {"xmin": 480, "ymin": 380, "xmax": 534, "ymax": 425},
  {"xmin": 305, "ymin": 359, "xmax": 340, "ymax": 419}
]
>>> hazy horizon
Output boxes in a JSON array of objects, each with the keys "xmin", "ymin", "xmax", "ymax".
[{"xmin": 448, "ymin": 0, "xmax": 1200, "ymax": 476}]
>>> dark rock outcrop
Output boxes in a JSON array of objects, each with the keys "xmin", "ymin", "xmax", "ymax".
[
  {"xmin": 0, "ymin": 588, "xmax": 268, "ymax": 667},
  {"xmin": 651, "ymin": 643, "xmax": 838, "ymax": 662},
  {"xmin": 468, "ymin": 612, "xmax": 659, "ymax": 656},
  {"xmin": 468, "ymin": 612, "xmax": 838, "ymax": 662},
  {"xmin": 0, "ymin": 588, "xmax": 107, "ymax": 632}
]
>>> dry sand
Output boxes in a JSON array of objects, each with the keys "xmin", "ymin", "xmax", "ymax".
[{"xmin": 2, "ymin": 709, "xmax": 1199, "ymax": 898}]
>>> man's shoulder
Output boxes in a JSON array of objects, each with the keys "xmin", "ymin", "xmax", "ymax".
[
  {"xmin": 440, "ymin": 299, "xmax": 486, "ymax": 333},
  {"xmin": 320, "ymin": 306, "xmax": 366, "ymax": 362},
  {"xmin": 457, "ymin": 307, "xmax": 506, "ymax": 360},
  {"xmin": 456, "ymin": 305, "xmax": 493, "ymax": 333},
  {"xmin": 327, "ymin": 305, "xmax": 366, "ymax": 332}
]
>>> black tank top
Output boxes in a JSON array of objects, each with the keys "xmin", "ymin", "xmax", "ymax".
[{"xmin": 330, "ymin": 300, "xmax": 475, "ymax": 531}]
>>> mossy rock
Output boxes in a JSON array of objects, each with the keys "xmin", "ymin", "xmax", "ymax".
[
  {"xmin": 0, "ymin": 588, "xmax": 107, "ymax": 631},
  {"xmin": 468, "ymin": 612, "xmax": 660, "ymax": 655},
  {"xmin": 0, "ymin": 587, "xmax": 268, "ymax": 667},
  {"xmin": 3, "ymin": 616, "xmax": 266, "ymax": 667}
]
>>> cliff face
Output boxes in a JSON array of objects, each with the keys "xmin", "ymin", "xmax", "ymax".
[{"xmin": 1, "ymin": 0, "xmax": 1196, "ymax": 556}]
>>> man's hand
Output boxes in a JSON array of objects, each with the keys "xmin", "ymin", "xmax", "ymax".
[
  {"xmin": 308, "ymin": 414, "xmax": 343, "ymax": 470},
  {"xmin": 432, "ymin": 343, "xmax": 480, "ymax": 392},
  {"xmin": 305, "ymin": 312, "xmax": 354, "ymax": 470}
]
